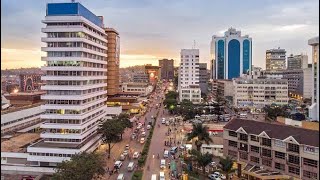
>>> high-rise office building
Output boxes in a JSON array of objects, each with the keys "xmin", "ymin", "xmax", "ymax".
[
  {"xmin": 287, "ymin": 54, "xmax": 308, "ymax": 70},
  {"xmin": 211, "ymin": 27, "xmax": 252, "ymax": 80},
  {"xmin": 178, "ymin": 49, "xmax": 201, "ymax": 104},
  {"xmin": 266, "ymin": 48, "xmax": 287, "ymax": 70},
  {"xmin": 308, "ymin": 37, "xmax": 319, "ymax": 121},
  {"xmin": 159, "ymin": 59, "xmax": 174, "ymax": 80},
  {"xmin": 38, "ymin": 2, "xmax": 109, "ymax": 164},
  {"xmin": 105, "ymin": 28, "xmax": 120, "ymax": 96}
]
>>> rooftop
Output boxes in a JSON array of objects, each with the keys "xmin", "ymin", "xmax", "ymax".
[
  {"xmin": 1, "ymin": 102, "xmax": 43, "ymax": 115},
  {"xmin": 224, "ymin": 119, "xmax": 319, "ymax": 147},
  {"xmin": 1, "ymin": 133, "xmax": 41, "ymax": 153}
]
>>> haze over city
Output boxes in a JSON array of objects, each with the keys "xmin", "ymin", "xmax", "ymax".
[{"xmin": 1, "ymin": 0, "xmax": 319, "ymax": 69}]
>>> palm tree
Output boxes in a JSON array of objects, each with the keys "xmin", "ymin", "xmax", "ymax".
[
  {"xmin": 219, "ymin": 156, "xmax": 235, "ymax": 180},
  {"xmin": 190, "ymin": 149, "xmax": 213, "ymax": 175},
  {"xmin": 98, "ymin": 118, "xmax": 122, "ymax": 158},
  {"xmin": 187, "ymin": 123, "xmax": 213, "ymax": 151}
]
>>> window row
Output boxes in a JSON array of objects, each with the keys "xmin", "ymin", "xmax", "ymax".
[
  {"xmin": 45, "ymin": 102, "xmax": 104, "ymax": 115},
  {"xmin": 46, "ymin": 79, "xmax": 107, "ymax": 86},
  {"xmin": 46, "ymin": 70, "xmax": 106, "ymax": 76},
  {"xmin": 47, "ymin": 51, "xmax": 106, "ymax": 61},
  {"xmin": 47, "ymin": 42, "xmax": 106, "ymax": 54},
  {"xmin": 45, "ymin": 110, "xmax": 104, "ymax": 124},
  {"xmin": 47, "ymin": 87, "xmax": 106, "ymax": 96}
]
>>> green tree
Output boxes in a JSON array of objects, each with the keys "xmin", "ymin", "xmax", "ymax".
[
  {"xmin": 117, "ymin": 113, "xmax": 133, "ymax": 139},
  {"xmin": 190, "ymin": 149, "xmax": 213, "ymax": 174},
  {"xmin": 187, "ymin": 123, "xmax": 213, "ymax": 151},
  {"xmin": 165, "ymin": 91, "xmax": 178, "ymax": 99},
  {"xmin": 52, "ymin": 152, "xmax": 105, "ymax": 180},
  {"xmin": 219, "ymin": 156, "xmax": 235, "ymax": 180},
  {"xmin": 263, "ymin": 105, "xmax": 290, "ymax": 121},
  {"xmin": 98, "ymin": 118, "xmax": 122, "ymax": 158}
]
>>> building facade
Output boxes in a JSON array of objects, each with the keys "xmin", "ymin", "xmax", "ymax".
[
  {"xmin": 211, "ymin": 27, "xmax": 252, "ymax": 80},
  {"xmin": 159, "ymin": 59, "xmax": 174, "ymax": 80},
  {"xmin": 178, "ymin": 49, "xmax": 201, "ymax": 104},
  {"xmin": 233, "ymin": 77, "xmax": 288, "ymax": 109},
  {"xmin": 266, "ymin": 48, "xmax": 287, "ymax": 71},
  {"xmin": 19, "ymin": 74, "xmax": 42, "ymax": 92},
  {"xmin": 308, "ymin": 37, "xmax": 319, "ymax": 121},
  {"xmin": 199, "ymin": 63, "xmax": 208, "ymax": 94},
  {"xmin": 105, "ymin": 28, "xmax": 120, "ymax": 96},
  {"xmin": 287, "ymin": 54, "xmax": 308, "ymax": 70},
  {"xmin": 223, "ymin": 119, "xmax": 319, "ymax": 180},
  {"xmin": 38, "ymin": 2, "xmax": 109, "ymax": 165},
  {"xmin": 121, "ymin": 82, "xmax": 153, "ymax": 96},
  {"xmin": 132, "ymin": 73, "xmax": 149, "ymax": 83}
]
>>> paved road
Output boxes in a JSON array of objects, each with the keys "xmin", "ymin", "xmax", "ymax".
[
  {"xmin": 100, "ymin": 87, "xmax": 165, "ymax": 180},
  {"xmin": 143, "ymin": 92, "xmax": 183, "ymax": 179}
]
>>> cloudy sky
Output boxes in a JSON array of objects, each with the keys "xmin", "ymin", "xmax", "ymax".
[{"xmin": 1, "ymin": 0, "xmax": 319, "ymax": 69}]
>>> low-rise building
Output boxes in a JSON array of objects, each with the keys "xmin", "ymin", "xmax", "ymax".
[
  {"xmin": 223, "ymin": 119, "xmax": 319, "ymax": 180},
  {"xmin": 233, "ymin": 77, "xmax": 288, "ymax": 109},
  {"xmin": 132, "ymin": 73, "xmax": 149, "ymax": 83},
  {"xmin": 121, "ymin": 82, "xmax": 154, "ymax": 96}
]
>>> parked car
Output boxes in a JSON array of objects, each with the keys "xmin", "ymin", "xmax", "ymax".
[
  {"xmin": 119, "ymin": 154, "xmax": 125, "ymax": 161},
  {"xmin": 147, "ymin": 125, "xmax": 151, "ymax": 130},
  {"xmin": 140, "ymin": 138, "xmax": 145, "ymax": 144},
  {"xmin": 161, "ymin": 118, "xmax": 166, "ymax": 124},
  {"xmin": 141, "ymin": 131, "xmax": 146, "ymax": 137}
]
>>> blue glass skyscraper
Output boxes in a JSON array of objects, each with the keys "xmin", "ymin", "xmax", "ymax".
[{"xmin": 210, "ymin": 27, "xmax": 252, "ymax": 80}]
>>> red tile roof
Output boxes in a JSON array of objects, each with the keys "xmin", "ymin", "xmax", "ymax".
[{"xmin": 224, "ymin": 119, "xmax": 319, "ymax": 147}]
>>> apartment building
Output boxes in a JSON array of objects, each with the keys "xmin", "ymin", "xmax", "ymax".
[
  {"xmin": 233, "ymin": 77, "xmax": 288, "ymax": 109},
  {"xmin": 223, "ymin": 119, "xmax": 319, "ymax": 180},
  {"xmin": 178, "ymin": 49, "xmax": 201, "ymax": 104},
  {"xmin": 199, "ymin": 63, "xmax": 209, "ymax": 94}
]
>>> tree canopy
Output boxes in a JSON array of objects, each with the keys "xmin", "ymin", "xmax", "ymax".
[
  {"xmin": 219, "ymin": 156, "xmax": 235, "ymax": 180},
  {"xmin": 52, "ymin": 152, "xmax": 105, "ymax": 180},
  {"xmin": 190, "ymin": 149, "xmax": 213, "ymax": 174}
]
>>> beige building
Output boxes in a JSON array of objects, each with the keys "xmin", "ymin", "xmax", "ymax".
[
  {"xmin": 233, "ymin": 77, "xmax": 289, "ymax": 109},
  {"xmin": 121, "ymin": 82, "xmax": 154, "ymax": 96},
  {"xmin": 105, "ymin": 28, "xmax": 120, "ymax": 96},
  {"xmin": 223, "ymin": 119, "xmax": 319, "ymax": 180}
]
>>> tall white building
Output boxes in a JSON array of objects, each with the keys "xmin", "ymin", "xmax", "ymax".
[
  {"xmin": 210, "ymin": 27, "xmax": 252, "ymax": 80},
  {"xmin": 32, "ymin": 2, "xmax": 108, "ymax": 166},
  {"xmin": 308, "ymin": 37, "xmax": 319, "ymax": 121},
  {"xmin": 178, "ymin": 49, "xmax": 201, "ymax": 104}
]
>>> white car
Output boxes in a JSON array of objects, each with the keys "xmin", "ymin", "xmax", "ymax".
[
  {"xmin": 122, "ymin": 150, "xmax": 128, "ymax": 156},
  {"xmin": 160, "ymin": 159, "xmax": 166, "ymax": 169},
  {"xmin": 125, "ymin": 144, "xmax": 130, "ymax": 150},
  {"xmin": 133, "ymin": 152, "xmax": 140, "ymax": 159},
  {"xmin": 208, "ymin": 174, "xmax": 220, "ymax": 180},
  {"xmin": 141, "ymin": 131, "xmax": 146, "ymax": 137},
  {"xmin": 146, "ymin": 125, "xmax": 151, "ymax": 130},
  {"xmin": 114, "ymin": 161, "xmax": 122, "ymax": 169},
  {"xmin": 161, "ymin": 119, "xmax": 166, "ymax": 124},
  {"xmin": 212, "ymin": 172, "xmax": 226, "ymax": 179},
  {"xmin": 140, "ymin": 138, "xmax": 145, "ymax": 144}
]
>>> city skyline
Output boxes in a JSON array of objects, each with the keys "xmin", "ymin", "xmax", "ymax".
[{"xmin": 1, "ymin": 0, "xmax": 319, "ymax": 70}]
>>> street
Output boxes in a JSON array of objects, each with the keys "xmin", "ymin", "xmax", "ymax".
[{"xmin": 99, "ymin": 83, "xmax": 167, "ymax": 180}]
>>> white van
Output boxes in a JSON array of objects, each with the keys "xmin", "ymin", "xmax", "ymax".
[
  {"xmin": 127, "ymin": 162, "xmax": 134, "ymax": 171},
  {"xmin": 159, "ymin": 172, "xmax": 165, "ymax": 180},
  {"xmin": 160, "ymin": 159, "xmax": 166, "ymax": 169},
  {"xmin": 163, "ymin": 150, "xmax": 169, "ymax": 158},
  {"xmin": 117, "ymin": 173, "xmax": 125, "ymax": 180},
  {"xmin": 151, "ymin": 174, "xmax": 157, "ymax": 180}
]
